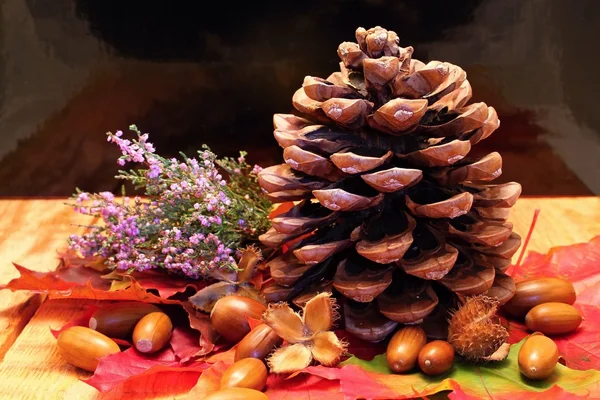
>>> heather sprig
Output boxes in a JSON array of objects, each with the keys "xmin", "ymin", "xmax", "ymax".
[{"xmin": 67, "ymin": 125, "xmax": 271, "ymax": 278}]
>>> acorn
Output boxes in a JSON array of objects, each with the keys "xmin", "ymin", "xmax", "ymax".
[
  {"xmin": 418, "ymin": 340, "xmax": 455, "ymax": 376},
  {"xmin": 220, "ymin": 358, "xmax": 268, "ymax": 391},
  {"xmin": 525, "ymin": 302, "xmax": 582, "ymax": 335},
  {"xmin": 132, "ymin": 312, "xmax": 173, "ymax": 353},
  {"xmin": 235, "ymin": 324, "xmax": 283, "ymax": 361},
  {"xmin": 518, "ymin": 333, "xmax": 558, "ymax": 380},
  {"xmin": 89, "ymin": 302, "xmax": 162, "ymax": 338},
  {"xmin": 210, "ymin": 296, "xmax": 267, "ymax": 343},
  {"xmin": 386, "ymin": 326, "xmax": 428, "ymax": 373},
  {"xmin": 203, "ymin": 387, "xmax": 268, "ymax": 400},
  {"xmin": 503, "ymin": 277, "xmax": 576, "ymax": 318},
  {"xmin": 56, "ymin": 326, "xmax": 121, "ymax": 372}
]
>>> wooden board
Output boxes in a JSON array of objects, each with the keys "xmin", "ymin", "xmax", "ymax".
[
  {"xmin": 508, "ymin": 196, "xmax": 600, "ymax": 258},
  {"xmin": 0, "ymin": 197, "xmax": 597, "ymax": 398},
  {"xmin": 0, "ymin": 199, "xmax": 95, "ymax": 361}
]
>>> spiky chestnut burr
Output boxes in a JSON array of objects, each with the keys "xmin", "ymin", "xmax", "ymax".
[{"xmin": 447, "ymin": 295, "xmax": 508, "ymax": 361}]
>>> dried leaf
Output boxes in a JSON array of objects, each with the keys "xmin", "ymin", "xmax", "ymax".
[
  {"xmin": 187, "ymin": 281, "xmax": 238, "ymax": 312},
  {"xmin": 182, "ymin": 302, "xmax": 219, "ymax": 356},
  {"xmin": 235, "ymin": 246, "xmax": 263, "ymax": 283},
  {"xmin": 187, "ymin": 281, "xmax": 264, "ymax": 313}
]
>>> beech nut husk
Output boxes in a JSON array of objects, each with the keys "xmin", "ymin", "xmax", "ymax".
[
  {"xmin": 502, "ymin": 277, "xmax": 576, "ymax": 318},
  {"xmin": 132, "ymin": 312, "xmax": 173, "ymax": 353},
  {"xmin": 417, "ymin": 340, "xmax": 455, "ymax": 376},
  {"xmin": 220, "ymin": 358, "xmax": 268, "ymax": 391},
  {"xmin": 518, "ymin": 333, "xmax": 558, "ymax": 380},
  {"xmin": 524, "ymin": 302, "xmax": 582, "ymax": 335},
  {"xmin": 89, "ymin": 302, "xmax": 162, "ymax": 338},
  {"xmin": 203, "ymin": 387, "xmax": 269, "ymax": 400},
  {"xmin": 210, "ymin": 296, "xmax": 267, "ymax": 343},
  {"xmin": 235, "ymin": 324, "xmax": 283, "ymax": 361},
  {"xmin": 56, "ymin": 326, "xmax": 121, "ymax": 372},
  {"xmin": 386, "ymin": 326, "xmax": 427, "ymax": 373}
]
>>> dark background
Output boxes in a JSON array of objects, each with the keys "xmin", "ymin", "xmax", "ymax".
[{"xmin": 1, "ymin": 0, "xmax": 599, "ymax": 196}]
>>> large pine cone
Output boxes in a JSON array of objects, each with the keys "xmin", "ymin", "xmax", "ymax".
[{"xmin": 258, "ymin": 26, "xmax": 522, "ymax": 342}]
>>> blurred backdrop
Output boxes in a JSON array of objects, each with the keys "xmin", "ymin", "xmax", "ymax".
[{"xmin": 1, "ymin": 0, "xmax": 599, "ymax": 196}]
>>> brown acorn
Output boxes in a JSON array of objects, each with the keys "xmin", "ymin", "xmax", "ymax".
[
  {"xmin": 210, "ymin": 296, "xmax": 267, "ymax": 343},
  {"xmin": 132, "ymin": 312, "xmax": 173, "ymax": 353},
  {"xmin": 386, "ymin": 326, "xmax": 427, "ymax": 373},
  {"xmin": 204, "ymin": 388, "xmax": 269, "ymax": 400},
  {"xmin": 235, "ymin": 324, "xmax": 283, "ymax": 361},
  {"xmin": 56, "ymin": 326, "xmax": 121, "ymax": 372},
  {"xmin": 525, "ymin": 302, "xmax": 582, "ymax": 335},
  {"xmin": 89, "ymin": 302, "xmax": 162, "ymax": 338},
  {"xmin": 220, "ymin": 358, "xmax": 268, "ymax": 391},
  {"xmin": 418, "ymin": 340, "xmax": 455, "ymax": 376},
  {"xmin": 518, "ymin": 333, "xmax": 558, "ymax": 380},
  {"xmin": 503, "ymin": 278, "xmax": 576, "ymax": 317}
]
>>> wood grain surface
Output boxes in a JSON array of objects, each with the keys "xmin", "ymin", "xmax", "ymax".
[
  {"xmin": 0, "ymin": 197, "xmax": 597, "ymax": 399},
  {"xmin": 0, "ymin": 200, "xmax": 95, "ymax": 362}
]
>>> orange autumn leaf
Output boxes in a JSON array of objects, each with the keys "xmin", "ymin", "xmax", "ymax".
[{"xmin": 1, "ymin": 263, "xmax": 179, "ymax": 304}]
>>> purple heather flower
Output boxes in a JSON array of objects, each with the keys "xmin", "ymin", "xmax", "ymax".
[
  {"xmin": 148, "ymin": 163, "xmax": 162, "ymax": 179},
  {"xmin": 251, "ymin": 164, "xmax": 262, "ymax": 174},
  {"xmin": 100, "ymin": 192, "xmax": 115, "ymax": 202},
  {"xmin": 76, "ymin": 192, "xmax": 90, "ymax": 203},
  {"xmin": 68, "ymin": 129, "xmax": 270, "ymax": 277}
]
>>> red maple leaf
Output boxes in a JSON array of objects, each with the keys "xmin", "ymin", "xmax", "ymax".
[
  {"xmin": 506, "ymin": 235, "xmax": 600, "ymax": 370},
  {"xmin": 170, "ymin": 327, "xmax": 207, "ymax": 363},
  {"xmin": 84, "ymin": 347, "xmax": 209, "ymax": 394}
]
